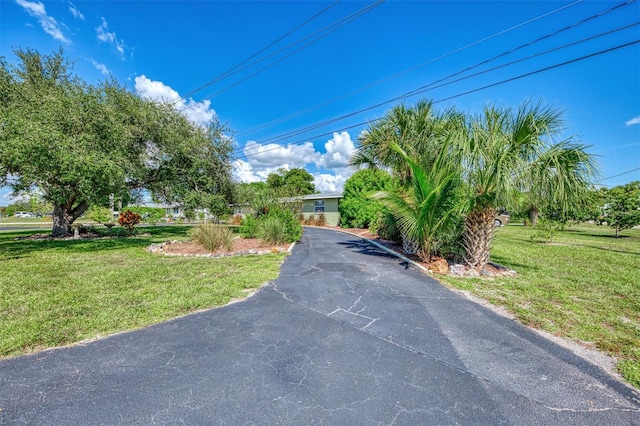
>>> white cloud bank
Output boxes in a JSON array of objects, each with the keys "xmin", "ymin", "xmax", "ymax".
[
  {"xmin": 16, "ymin": 0, "xmax": 70, "ymax": 44},
  {"xmin": 134, "ymin": 75, "xmax": 216, "ymax": 127},
  {"xmin": 96, "ymin": 17, "xmax": 125, "ymax": 57},
  {"xmin": 233, "ymin": 131, "xmax": 357, "ymax": 192},
  {"xmin": 625, "ymin": 116, "xmax": 640, "ymax": 126}
]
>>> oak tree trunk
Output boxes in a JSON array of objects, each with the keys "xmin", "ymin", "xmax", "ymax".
[
  {"xmin": 51, "ymin": 201, "xmax": 89, "ymax": 237},
  {"xmin": 52, "ymin": 205, "xmax": 72, "ymax": 237}
]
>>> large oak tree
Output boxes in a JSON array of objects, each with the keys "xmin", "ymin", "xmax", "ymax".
[{"xmin": 0, "ymin": 48, "xmax": 233, "ymax": 236}]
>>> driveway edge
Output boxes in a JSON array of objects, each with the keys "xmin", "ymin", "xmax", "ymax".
[{"xmin": 302, "ymin": 225, "xmax": 429, "ymax": 274}]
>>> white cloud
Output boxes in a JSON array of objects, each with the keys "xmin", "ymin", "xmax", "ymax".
[
  {"xmin": 232, "ymin": 160, "xmax": 261, "ymax": 183},
  {"xmin": 243, "ymin": 140, "xmax": 320, "ymax": 170},
  {"xmin": 134, "ymin": 75, "xmax": 216, "ymax": 127},
  {"xmin": 16, "ymin": 0, "xmax": 70, "ymax": 44},
  {"xmin": 89, "ymin": 58, "xmax": 110, "ymax": 75},
  {"xmin": 313, "ymin": 173, "xmax": 349, "ymax": 193},
  {"xmin": 232, "ymin": 132, "xmax": 357, "ymax": 192},
  {"xmin": 96, "ymin": 17, "xmax": 125, "ymax": 57},
  {"xmin": 625, "ymin": 116, "xmax": 640, "ymax": 126},
  {"xmin": 318, "ymin": 131, "xmax": 356, "ymax": 169},
  {"xmin": 68, "ymin": 2, "xmax": 84, "ymax": 20}
]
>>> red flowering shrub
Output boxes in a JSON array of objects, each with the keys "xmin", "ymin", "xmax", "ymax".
[{"xmin": 118, "ymin": 210, "xmax": 141, "ymax": 234}]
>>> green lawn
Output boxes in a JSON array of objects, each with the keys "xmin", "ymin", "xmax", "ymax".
[
  {"xmin": 440, "ymin": 223, "xmax": 640, "ymax": 388},
  {"xmin": 0, "ymin": 226, "xmax": 287, "ymax": 358}
]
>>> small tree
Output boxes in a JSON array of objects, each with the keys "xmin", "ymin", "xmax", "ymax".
[
  {"xmin": 603, "ymin": 181, "xmax": 640, "ymax": 237},
  {"xmin": 372, "ymin": 143, "xmax": 463, "ymax": 262},
  {"xmin": 86, "ymin": 205, "xmax": 116, "ymax": 231}
]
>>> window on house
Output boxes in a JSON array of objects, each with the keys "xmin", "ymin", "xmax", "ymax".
[
  {"xmin": 173, "ymin": 207, "xmax": 180, "ymax": 214},
  {"xmin": 314, "ymin": 200, "xmax": 325, "ymax": 213}
]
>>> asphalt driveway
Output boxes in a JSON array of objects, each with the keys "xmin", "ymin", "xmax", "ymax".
[{"xmin": 1, "ymin": 227, "xmax": 639, "ymax": 424}]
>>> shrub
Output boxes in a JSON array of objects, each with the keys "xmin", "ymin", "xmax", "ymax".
[
  {"xmin": 259, "ymin": 208, "xmax": 302, "ymax": 243},
  {"xmin": 118, "ymin": 210, "xmax": 141, "ymax": 234},
  {"xmin": 375, "ymin": 211, "xmax": 401, "ymax": 242},
  {"xmin": 531, "ymin": 218, "xmax": 563, "ymax": 243},
  {"xmin": 314, "ymin": 214, "xmax": 326, "ymax": 226},
  {"xmin": 127, "ymin": 207, "xmax": 165, "ymax": 225},
  {"xmin": 257, "ymin": 215, "xmax": 289, "ymax": 245},
  {"xmin": 239, "ymin": 215, "xmax": 258, "ymax": 238},
  {"xmin": 86, "ymin": 205, "xmax": 115, "ymax": 230},
  {"xmin": 270, "ymin": 208, "xmax": 302, "ymax": 242},
  {"xmin": 339, "ymin": 168, "xmax": 394, "ymax": 228},
  {"xmin": 230, "ymin": 214, "xmax": 243, "ymax": 225},
  {"xmin": 305, "ymin": 214, "xmax": 316, "ymax": 225},
  {"xmin": 189, "ymin": 223, "xmax": 235, "ymax": 251}
]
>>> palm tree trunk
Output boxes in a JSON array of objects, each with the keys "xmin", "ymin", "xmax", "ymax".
[
  {"xmin": 401, "ymin": 230, "xmax": 420, "ymax": 256},
  {"xmin": 463, "ymin": 208, "xmax": 496, "ymax": 269},
  {"xmin": 528, "ymin": 207, "xmax": 539, "ymax": 227}
]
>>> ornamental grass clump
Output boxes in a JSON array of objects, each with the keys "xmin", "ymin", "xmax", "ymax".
[
  {"xmin": 189, "ymin": 223, "xmax": 235, "ymax": 251},
  {"xmin": 257, "ymin": 215, "xmax": 289, "ymax": 245}
]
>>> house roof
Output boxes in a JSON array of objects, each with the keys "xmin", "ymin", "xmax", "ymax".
[
  {"xmin": 301, "ymin": 192, "xmax": 343, "ymax": 200},
  {"xmin": 135, "ymin": 202, "xmax": 182, "ymax": 209}
]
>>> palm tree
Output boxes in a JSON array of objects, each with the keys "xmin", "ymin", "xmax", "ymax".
[
  {"xmin": 372, "ymin": 143, "xmax": 463, "ymax": 263},
  {"xmin": 452, "ymin": 102, "xmax": 598, "ymax": 269},
  {"xmin": 351, "ymin": 100, "xmax": 462, "ymax": 184},
  {"xmin": 521, "ymin": 140, "xmax": 598, "ymax": 226}
]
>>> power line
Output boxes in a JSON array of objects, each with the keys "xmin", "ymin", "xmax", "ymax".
[
  {"xmin": 402, "ymin": 22, "xmax": 639, "ymax": 101},
  {"xmin": 600, "ymin": 167, "xmax": 640, "ymax": 181},
  {"xmin": 197, "ymin": 0, "xmax": 384, "ymax": 102},
  {"xmin": 176, "ymin": 0, "xmax": 383, "ymax": 112},
  {"xmin": 237, "ymin": 0, "xmax": 585, "ymax": 138},
  {"xmin": 168, "ymin": 1, "xmax": 342, "ymax": 104},
  {"xmin": 240, "ymin": 20, "xmax": 638, "ymax": 152},
  {"xmin": 235, "ymin": 39, "xmax": 640, "ymax": 162},
  {"xmin": 236, "ymin": 0, "xmax": 636, "ymax": 153},
  {"xmin": 402, "ymin": 0, "xmax": 636, "ymax": 99}
]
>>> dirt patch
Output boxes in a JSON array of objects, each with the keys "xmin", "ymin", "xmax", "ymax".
[{"xmin": 149, "ymin": 238, "xmax": 291, "ymax": 257}]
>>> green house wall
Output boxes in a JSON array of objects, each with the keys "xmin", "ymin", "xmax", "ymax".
[{"xmin": 301, "ymin": 198, "xmax": 340, "ymax": 226}]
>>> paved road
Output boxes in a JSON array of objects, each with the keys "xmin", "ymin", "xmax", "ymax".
[{"xmin": 1, "ymin": 227, "xmax": 639, "ymax": 424}]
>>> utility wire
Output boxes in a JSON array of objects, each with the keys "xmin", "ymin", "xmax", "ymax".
[
  {"xmin": 403, "ymin": 0, "xmax": 635, "ymax": 99},
  {"xmin": 197, "ymin": 0, "xmax": 384, "ymax": 102},
  {"xmin": 402, "ymin": 22, "xmax": 640, "ymax": 102},
  {"xmin": 237, "ymin": 0, "xmax": 636, "ymax": 151},
  {"xmin": 236, "ymin": 39, "xmax": 640, "ymax": 161},
  {"xmin": 169, "ymin": 0, "xmax": 341, "ymax": 104},
  {"xmin": 599, "ymin": 167, "xmax": 640, "ymax": 181},
  {"xmin": 237, "ymin": 0, "xmax": 585, "ymax": 138},
  {"xmin": 175, "ymin": 0, "xmax": 383, "ymax": 111},
  {"xmin": 240, "ymin": 20, "xmax": 639, "ymax": 151}
]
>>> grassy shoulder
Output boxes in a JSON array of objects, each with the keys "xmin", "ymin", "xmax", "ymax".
[
  {"xmin": 439, "ymin": 223, "xmax": 640, "ymax": 388},
  {"xmin": 0, "ymin": 226, "xmax": 288, "ymax": 359}
]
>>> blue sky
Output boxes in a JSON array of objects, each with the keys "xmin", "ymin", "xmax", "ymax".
[{"xmin": 1, "ymin": 0, "xmax": 639, "ymax": 204}]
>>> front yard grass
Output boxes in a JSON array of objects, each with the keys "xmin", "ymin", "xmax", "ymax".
[
  {"xmin": 440, "ymin": 223, "xmax": 640, "ymax": 388},
  {"xmin": 0, "ymin": 226, "xmax": 287, "ymax": 359}
]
